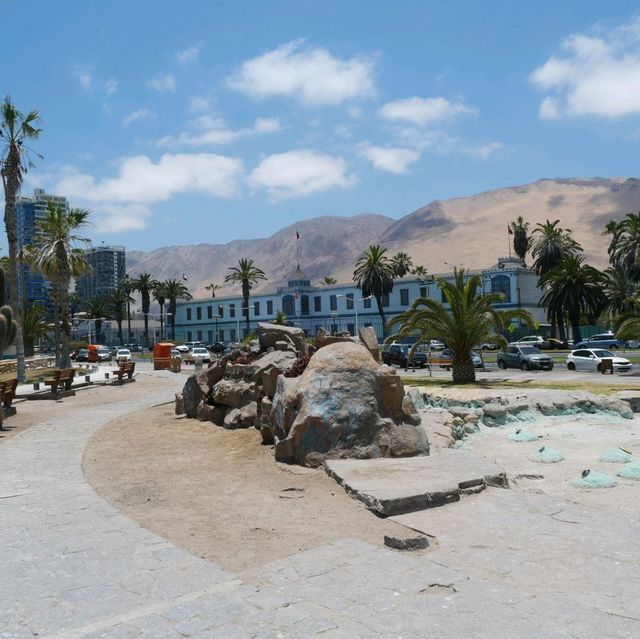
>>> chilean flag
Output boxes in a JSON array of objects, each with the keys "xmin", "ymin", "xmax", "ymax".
[
  {"xmin": 296, "ymin": 230, "xmax": 300, "ymax": 240},
  {"xmin": 507, "ymin": 225, "xmax": 513, "ymax": 235}
]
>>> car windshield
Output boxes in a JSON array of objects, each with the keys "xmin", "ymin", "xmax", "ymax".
[
  {"xmin": 193, "ymin": 348, "xmax": 207, "ymax": 354},
  {"xmin": 117, "ymin": 349, "xmax": 130, "ymax": 355},
  {"xmin": 592, "ymin": 350, "xmax": 614, "ymax": 358},
  {"xmin": 97, "ymin": 348, "xmax": 109, "ymax": 353},
  {"xmin": 519, "ymin": 346, "xmax": 542, "ymax": 354}
]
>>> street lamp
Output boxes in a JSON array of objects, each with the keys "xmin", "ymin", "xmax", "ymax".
[
  {"xmin": 218, "ymin": 304, "xmax": 254, "ymax": 341},
  {"xmin": 330, "ymin": 311, "xmax": 338, "ymax": 335},
  {"xmin": 214, "ymin": 314, "xmax": 221, "ymax": 342},
  {"xmin": 336, "ymin": 294, "xmax": 373, "ymax": 334}
]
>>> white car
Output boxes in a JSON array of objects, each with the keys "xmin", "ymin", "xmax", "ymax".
[
  {"xmin": 115, "ymin": 348, "xmax": 131, "ymax": 363},
  {"xmin": 174, "ymin": 344, "xmax": 190, "ymax": 353},
  {"xmin": 184, "ymin": 347, "xmax": 211, "ymax": 364},
  {"xmin": 511, "ymin": 335, "xmax": 548, "ymax": 349},
  {"xmin": 566, "ymin": 348, "xmax": 632, "ymax": 373}
]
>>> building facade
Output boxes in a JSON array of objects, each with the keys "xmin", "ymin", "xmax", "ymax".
[
  {"xmin": 75, "ymin": 245, "xmax": 126, "ymax": 303},
  {"xmin": 174, "ymin": 257, "xmax": 546, "ymax": 344},
  {"xmin": 16, "ymin": 188, "xmax": 69, "ymax": 314}
]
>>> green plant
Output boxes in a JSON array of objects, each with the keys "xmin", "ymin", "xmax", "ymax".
[
  {"xmin": 510, "ymin": 216, "xmax": 531, "ymax": 261},
  {"xmin": 225, "ymin": 258, "xmax": 267, "ymax": 334},
  {"xmin": 241, "ymin": 331, "xmax": 257, "ymax": 347},
  {"xmin": 273, "ymin": 310, "xmax": 287, "ymax": 325}
]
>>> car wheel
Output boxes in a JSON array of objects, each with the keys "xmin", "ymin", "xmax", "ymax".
[
  {"xmin": 498, "ymin": 360, "xmax": 506, "ymax": 370},
  {"xmin": 521, "ymin": 362, "xmax": 530, "ymax": 371},
  {"xmin": 610, "ymin": 345, "xmax": 619, "ymax": 350},
  {"xmin": 549, "ymin": 363, "xmax": 554, "ymax": 370},
  {"xmin": 597, "ymin": 363, "xmax": 603, "ymax": 372},
  {"xmin": 568, "ymin": 362, "xmax": 576, "ymax": 371}
]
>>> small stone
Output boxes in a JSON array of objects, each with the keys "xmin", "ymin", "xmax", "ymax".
[{"xmin": 384, "ymin": 535, "xmax": 429, "ymax": 551}]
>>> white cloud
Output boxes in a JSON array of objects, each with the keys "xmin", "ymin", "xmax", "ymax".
[
  {"xmin": 177, "ymin": 45, "xmax": 200, "ymax": 63},
  {"xmin": 74, "ymin": 68, "xmax": 93, "ymax": 91},
  {"xmin": 188, "ymin": 96, "xmax": 213, "ymax": 113},
  {"xmin": 53, "ymin": 153, "xmax": 243, "ymax": 232},
  {"xmin": 358, "ymin": 144, "xmax": 420, "ymax": 174},
  {"xmin": 397, "ymin": 128, "xmax": 504, "ymax": 160},
  {"xmin": 249, "ymin": 150, "xmax": 355, "ymax": 201},
  {"xmin": 530, "ymin": 17, "xmax": 640, "ymax": 118},
  {"xmin": 157, "ymin": 116, "xmax": 281, "ymax": 147},
  {"xmin": 379, "ymin": 96, "xmax": 476, "ymax": 125},
  {"xmin": 123, "ymin": 108, "xmax": 153, "ymax": 126},
  {"xmin": 227, "ymin": 39, "xmax": 375, "ymax": 105},
  {"xmin": 104, "ymin": 78, "xmax": 118, "ymax": 95},
  {"xmin": 462, "ymin": 142, "xmax": 504, "ymax": 160},
  {"xmin": 147, "ymin": 73, "xmax": 176, "ymax": 93}
]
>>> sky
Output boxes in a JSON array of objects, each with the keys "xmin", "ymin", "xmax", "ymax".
[{"xmin": 3, "ymin": 0, "xmax": 640, "ymax": 252}]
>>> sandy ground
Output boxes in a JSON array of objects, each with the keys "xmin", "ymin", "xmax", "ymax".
[{"xmin": 83, "ymin": 404, "xmax": 413, "ymax": 573}]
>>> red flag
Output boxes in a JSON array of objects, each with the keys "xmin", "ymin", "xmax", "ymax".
[
  {"xmin": 296, "ymin": 230, "xmax": 300, "ymax": 240},
  {"xmin": 507, "ymin": 226, "xmax": 513, "ymax": 235}
]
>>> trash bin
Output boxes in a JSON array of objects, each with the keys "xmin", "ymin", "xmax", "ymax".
[
  {"xmin": 153, "ymin": 342, "xmax": 175, "ymax": 370},
  {"xmin": 600, "ymin": 358, "xmax": 614, "ymax": 374}
]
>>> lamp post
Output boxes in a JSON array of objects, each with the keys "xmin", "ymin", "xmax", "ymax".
[
  {"xmin": 336, "ymin": 294, "xmax": 373, "ymax": 335},
  {"xmin": 218, "ymin": 304, "xmax": 254, "ymax": 342},
  {"xmin": 330, "ymin": 311, "xmax": 338, "ymax": 335},
  {"xmin": 214, "ymin": 314, "xmax": 221, "ymax": 342}
]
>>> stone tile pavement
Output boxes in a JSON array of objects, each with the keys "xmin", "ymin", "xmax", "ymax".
[{"xmin": 2, "ymin": 370, "xmax": 639, "ymax": 637}]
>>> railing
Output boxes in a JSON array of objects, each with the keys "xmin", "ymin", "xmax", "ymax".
[{"xmin": 0, "ymin": 356, "xmax": 57, "ymax": 374}]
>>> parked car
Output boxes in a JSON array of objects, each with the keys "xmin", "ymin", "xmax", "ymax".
[
  {"xmin": 183, "ymin": 347, "xmax": 211, "ymax": 364},
  {"xmin": 566, "ymin": 349, "xmax": 632, "ymax": 373},
  {"xmin": 480, "ymin": 342, "xmax": 500, "ymax": 350},
  {"xmin": 436, "ymin": 348, "xmax": 484, "ymax": 370},
  {"xmin": 546, "ymin": 337, "xmax": 569, "ymax": 350},
  {"xmin": 209, "ymin": 342, "xmax": 227, "ymax": 354},
  {"xmin": 382, "ymin": 344, "xmax": 428, "ymax": 368},
  {"xmin": 511, "ymin": 336, "xmax": 549, "ymax": 349},
  {"xmin": 626, "ymin": 339, "xmax": 640, "ymax": 349},
  {"xmin": 76, "ymin": 348, "xmax": 89, "ymax": 362},
  {"xmin": 572, "ymin": 333, "xmax": 624, "ymax": 350},
  {"xmin": 125, "ymin": 343, "xmax": 141, "ymax": 352},
  {"xmin": 170, "ymin": 348, "xmax": 182, "ymax": 359},
  {"xmin": 96, "ymin": 346, "xmax": 112, "ymax": 362},
  {"xmin": 174, "ymin": 344, "xmax": 190, "ymax": 353},
  {"xmin": 115, "ymin": 348, "xmax": 131, "ymax": 363},
  {"xmin": 497, "ymin": 345, "xmax": 554, "ymax": 371},
  {"xmin": 109, "ymin": 346, "xmax": 119, "ymax": 357},
  {"xmin": 427, "ymin": 340, "xmax": 445, "ymax": 350}
]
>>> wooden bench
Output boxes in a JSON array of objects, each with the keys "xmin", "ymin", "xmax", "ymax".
[
  {"xmin": 1, "ymin": 378, "xmax": 18, "ymax": 409},
  {"xmin": 113, "ymin": 361, "xmax": 135, "ymax": 383},
  {"xmin": 43, "ymin": 368, "xmax": 76, "ymax": 394}
]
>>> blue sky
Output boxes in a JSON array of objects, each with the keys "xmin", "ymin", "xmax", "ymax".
[{"xmin": 3, "ymin": 0, "xmax": 640, "ymax": 251}]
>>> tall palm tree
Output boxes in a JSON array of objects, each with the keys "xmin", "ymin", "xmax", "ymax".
[
  {"xmin": 22, "ymin": 303, "xmax": 48, "ymax": 357},
  {"xmin": 531, "ymin": 219, "xmax": 582, "ymax": 277},
  {"xmin": 163, "ymin": 279, "xmax": 192, "ymax": 339},
  {"xmin": 224, "ymin": 258, "xmax": 267, "ymax": 335},
  {"xmin": 353, "ymin": 245, "xmax": 395, "ymax": 336},
  {"xmin": 29, "ymin": 204, "xmax": 91, "ymax": 368},
  {"xmin": 410, "ymin": 265, "xmax": 430, "ymax": 283},
  {"xmin": 121, "ymin": 274, "xmax": 134, "ymax": 342},
  {"xmin": 205, "ymin": 282, "xmax": 221, "ymax": 297},
  {"xmin": 388, "ymin": 268, "xmax": 534, "ymax": 384},
  {"xmin": 152, "ymin": 281, "xmax": 168, "ymax": 340},
  {"xmin": 601, "ymin": 266, "xmax": 639, "ymax": 318},
  {"xmin": 510, "ymin": 216, "xmax": 531, "ymax": 261},
  {"xmin": 86, "ymin": 296, "xmax": 112, "ymax": 344},
  {"xmin": 604, "ymin": 212, "xmax": 640, "ymax": 278},
  {"xmin": 391, "ymin": 252, "xmax": 413, "ymax": 278},
  {"xmin": 539, "ymin": 254, "xmax": 605, "ymax": 344},
  {"xmin": 132, "ymin": 272, "xmax": 157, "ymax": 347},
  {"xmin": 110, "ymin": 286, "xmax": 134, "ymax": 345},
  {"xmin": 321, "ymin": 276, "xmax": 337, "ymax": 286},
  {"xmin": 1, "ymin": 98, "xmax": 42, "ymax": 381}
]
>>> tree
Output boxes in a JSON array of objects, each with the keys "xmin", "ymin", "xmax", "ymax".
[
  {"xmin": 1, "ymin": 97, "xmax": 42, "ymax": 381},
  {"xmin": 531, "ymin": 219, "xmax": 582, "ymax": 277},
  {"xmin": 510, "ymin": 216, "xmax": 530, "ymax": 261},
  {"xmin": 391, "ymin": 252, "xmax": 413, "ymax": 278},
  {"xmin": 29, "ymin": 204, "xmax": 91, "ymax": 368},
  {"xmin": 110, "ymin": 287, "xmax": 134, "ymax": 344},
  {"xmin": 321, "ymin": 276, "xmax": 337, "ymax": 286},
  {"xmin": 604, "ymin": 212, "xmax": 640, "ymax": 278},
  {"xmin": 353, "ymin": 245, "xmax": 395, "ymax": 336},
  {"xmin": 224, "ymin": 258, "xmax": 266, "ymax": 335},
  {"xmin": 163, "ymin": 279, "xmax": 192, "ymax": 339},
  {"xmin": 86, "ymin": 296, "xmax": 112, "ymax": 344},
  {"xmin": 273, "ymin": 309, "xmax": 287, "ymax": 325},
  {"xmin": 539, "ymin": 254, "xmax": 605, "ymax": 344},
  {"xmin": 152, "ymin": 281, "xmax": 168, "ymax": 341},
  {"xmin": 22, "ymin": 303, "xmax": 48, "ymax": 357},
  {"xmin": 205, "ymin": 282, "xmax": 221, "ymax": 297},
  {"xmin": 121, "ymin": 274, "xmax": 134, "ymax": 342},
  {"xmin": 388, "ymin": 268, "xmax": 534, "ymax": 384},
  {"xmin": 410, "ymin": 265, "xmax": 430, "ymax": 282},
  {"xmin": 601, "ymin": 266, "xmax": 639, "ymax": 318},
  {"xmin": 0, "ymin": 266, "xmax": 16, "ymax": 430},
  {"xmin": 132, "ymin": 272, "xmax": 157, "ymax": 347}
]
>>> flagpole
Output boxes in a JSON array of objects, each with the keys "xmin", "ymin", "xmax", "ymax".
[
  {"xmin": 296, "ymin": 231, "xmax": 300, "ymax": 268},
  {"xmin": 507, "ymin": 226, "xmax": 512, "ymax": 258}
]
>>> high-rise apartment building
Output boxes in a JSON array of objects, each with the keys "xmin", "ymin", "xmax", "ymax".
[
  {"xmin": 75, "ymin": 245, "xmax": 126, "ymax": 303},
  {"xmin": 16, "ymin": 188, "xmax": 68, "ymax": 314}
]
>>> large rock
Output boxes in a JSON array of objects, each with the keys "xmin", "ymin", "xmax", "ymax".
[
  {"xmin": 315, "ymin": 327, "xmax": 356, "ymax": 349},
  {"xmin": 182, "ymin": 375, "xmax": 204, "ymax": 418},
  {"xmin": 271, "ymin": 342, "xmax": 428, "ymax": 466},
  {"xmin": 211, "ymin": 378, "xmax": 256, "ymax": 408},
  {"xmin": 258, "ymin": 322, "xmax": 307, "ymax": 355},
  {"xmin": 223, "ymin": 402, "xmax": 258, "ymax": 429},
  {"xmin": 359, "ymin": 326, "xmax": 380, "ymax": 362}
]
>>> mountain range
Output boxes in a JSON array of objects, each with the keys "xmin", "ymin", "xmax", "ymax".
[{"xmin": 127, "ymin": 177, "xmax": 640, "ymax": 298}]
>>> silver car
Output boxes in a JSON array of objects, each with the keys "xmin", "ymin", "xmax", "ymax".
[{"xmin": 566, "ymin": 348, "xmax": 632, "ymax": 373}]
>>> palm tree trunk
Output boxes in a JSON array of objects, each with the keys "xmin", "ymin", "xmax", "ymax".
[
  {"xmin": 126, "ymin": 300, "xmax": 132, "ymax": 342},
  {"xmin": 375, "ymin": 294, "xmax": 387, "ymax": 338},
  {"xmin": 2, "ymin": 149, "xmax": 26, "ymax": 381},
  {"xmin": 117, "ymin": 320, "xmax": 123, "ymax": 344},
  {"xmin": 453, "ymin": 356, "xmax": 476, "ymax": 384},
  {"xmin": 570, "ymin": 313, "xmax": 582, "ymax": 344},
  {"xmin": 57, "ymin": 246, "xmax": 72, "ymax": 369},
  {"xmin": 159, "ymin": 302, "xmax": 164, "ymax": 340},
  {"xmin": 143, "ymin": 314, "xmax": 149, "ymax": 347},
  {"xmin": 243, "ymin": 284, "xmax": 250, "ymax": 335}
]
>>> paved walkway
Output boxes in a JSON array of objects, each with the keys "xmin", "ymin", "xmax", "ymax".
[{"xmin": 2, "ymin": 370, "xmax": 639, "ymax": 638}]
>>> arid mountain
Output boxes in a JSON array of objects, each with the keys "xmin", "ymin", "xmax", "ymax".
[{"xmin": 127, "ymin": 178, "xmax": 640, "ymax": 297}]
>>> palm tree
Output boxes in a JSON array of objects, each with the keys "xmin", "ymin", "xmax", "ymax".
[
  {"xmin": 388, "ymin": 268, "xmax": 534, "ymax": 383},
  {"xmin": 205, "ymin": 282, "xmax": 221, "ymax": 297},
  {"xmin": 604, "ymin": 212, "xmax": 640, "ymax": 278},
  {"xmin": 22, "ymin": 303, "xmax": 48, "ymax": 357},
  {"xmin": 1, "ymin": 98, "xmax": 42, "ymax": 381},
  {"xmin": 531, "ymin": 219, "xmax": 582, "ymax": 277},
  {"xmin": 224, "ymin": 258, "xmax": 267, "ymax": 335},
  {"xmin": 601, "ymin": 266, "xmax": 639, "ymax": 318},
  {"xmin": 122, "ymin": 274, "xmax": 134, "ymax": 342},
  {"xmin": 510, "ymin": 216, "xmax": 531, "ymax": 261},
  {"xmin": 163, "ymin": 279, "xmax": 192, "ymax": 339},
  {"xmin": 539, "ymin": 254, "xmax": 605, "ymax": 344},
  {"xmin": 353, "ymin": 245, "xmax": 395, "ymax": 336},
  {"xmin": 29, "ymin": 204, "xmax": 91, "ymax": 368},
  {"xmin": 132, "ymin": 272, "xmax": 157, "ymax": 347},
  {"xmin": 391, "ymin": 252, "xmax": 413, "ymax": 278},
  {"xmin": 321, "ymin": 276, "xmax": 337, "ymax": 286},
  {"xmin": 152, "ymin": 281, "xmax": 168, "ymax": 340},
  {"xmin": 110, "ymin": 287, "xmax": 134, "ymax": 345},
  {"xmin": 86, "ymin": 296, "xmax": 112, "ymax": 344},
  {"xmin": 410, "ymin": 265, "xmax": 430, "ymax": 283}
]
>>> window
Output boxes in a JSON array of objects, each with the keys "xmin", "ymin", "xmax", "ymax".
[
  {"xmin": 196, "ymin": 307, "xmax": 202, "ymax": 320},
  {"xmin": 207, "ymin": 330, "xmax": 213, "ymax": 342},
  {"xmin": 400, "ymin": 289, "xmax": 409, "ymax": 306},
  {"xmin": 347, "ymin": 323, "xmax": 355, "ymax": 336},
  {"xmin": 254, "ymin": 301, "xmax": 260, "ymax": 315},
  {"xmin": 219, "ymin": 329, "xmax": 224, "ymax": 341},
  {"xmin": 314, "ymin": 296, "xmax": 322, "ymax": 312},
  {"xmin": 230, "ymin": 329, "xmax": 236, "ymax": 341},
  {"xmin": 282, "ymin": 295, "xmax": 295, "ymax": 316},
  {"xmin": 207, "ymin": 306, "xmax": 213, "ymax": 319},
  {"xmin": 186, "ymin": 308, "xmax": 192, "ymax": 321},
  {"xmin": 491, "ymin": 275, "xmax": 511, "ymax": 303},
  {"xmin": 364, "ymin": 297, "xmax": 372, "ymax": 309},
  {"xmin": 187, "ymin": 331, "xmax": 192, "ymax": 341},
  {"xmin": 346, "ymin": 293, "xmax": 354, "ymax": 309},
  {"xmin": 197, "ymin": 330, "xmax": 202, "ymax": 341},
  {"xmin": 267, "ymin": 300, "xmax": 273, "ymax": 315},
  {"xmin": 330, "ymin": 295, "xmax": 337, "ymax": 311},
  {"xmin": 419, "ymin": 286, "xmax": 427, "ymax": 298},
  {"xmin": 301, "ymin": 295, "xmax": 309, "ymax": 316},
  {"xmin": 218, "ymin": 305, "xmax": 224, "ymax": 318},
  {"xmin": 381, "ymin": 293, "xmax": 390, "ymax": 307},
  {"xmin": 230, "ymin": 304, "xmax": 235, "ymax": 318}
]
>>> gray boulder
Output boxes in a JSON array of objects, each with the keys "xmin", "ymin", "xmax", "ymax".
[
  {"xmin": 359, "ymin": 326, "xmax": 380, "ymax": 362},
  {"xmin": 223, "ymin": 402, "xmax": 258, "ymax": 429},
  {"xmin": 182, "ymin": 375, "xmax": 204, "ymax": 418},
  {"xmin": 211, "ymin": 378, "xmax": 256, "ymax": 408},
  {"xmin": 258, "ymin": 322, "xmax": 307, "ymax": 355}
]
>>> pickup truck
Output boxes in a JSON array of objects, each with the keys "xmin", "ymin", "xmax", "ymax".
[
  {"xmin": 382, "ymin": 344, "xmax": 428, "ymax": 368},
  {"xmin": 497, "ymin": 345, "xmax": 554, "ymax": 371}
]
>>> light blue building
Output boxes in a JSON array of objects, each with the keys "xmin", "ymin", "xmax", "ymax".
[{"xmin": 174, "ymin": 257, "xmax": 546, "ymax": 344}]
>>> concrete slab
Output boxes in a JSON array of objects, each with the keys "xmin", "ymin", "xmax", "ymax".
[{"xmin": 325, "ymin": 450, "xmax": 507, "ymax": 516}]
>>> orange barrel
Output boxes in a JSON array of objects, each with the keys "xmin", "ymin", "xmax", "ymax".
[{"xmin": 153, "ymin": 342, "xmax": 175, "ymax": 370}]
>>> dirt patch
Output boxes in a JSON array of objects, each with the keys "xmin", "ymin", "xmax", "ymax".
[{"xmin": 83, "ymin": 406, "xmax": 415, "ymax": 572}]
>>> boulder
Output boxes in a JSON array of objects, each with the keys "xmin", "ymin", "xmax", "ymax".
[
  {"xmin": 223, "ymin": 402, "xmax": 258, "ymax": 429},
  {"xmin": 175, "ymin": 393, "xmax": 185, "ymax": 415},
  {"xmin": 315, "ymin": 327, "xmax": 356, "ymax": 349},
  {"xmin": 197, "ymin": 402, "xmax": 227, "ymax": 425},
  {"xmin": 205, "ymin": 360, "xmax": 226, "ymax": 388},
  {"xmin": 211, "ymin": 378, "xmax": 256, "ymax": 408},
  {"xmin": 258, "ymin": 322, "xmax": 306, "ymax": 355},
  {"xmin": 182, "ymin": 375, "xmax": 204, "ymax": 418},
  {"xmin": 359, "ymin": 326, "xmax": 380, "ymax": 362},
  {"xmin": 271, "ymin": 342, "xmax": 429, "ymax": 466}
]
